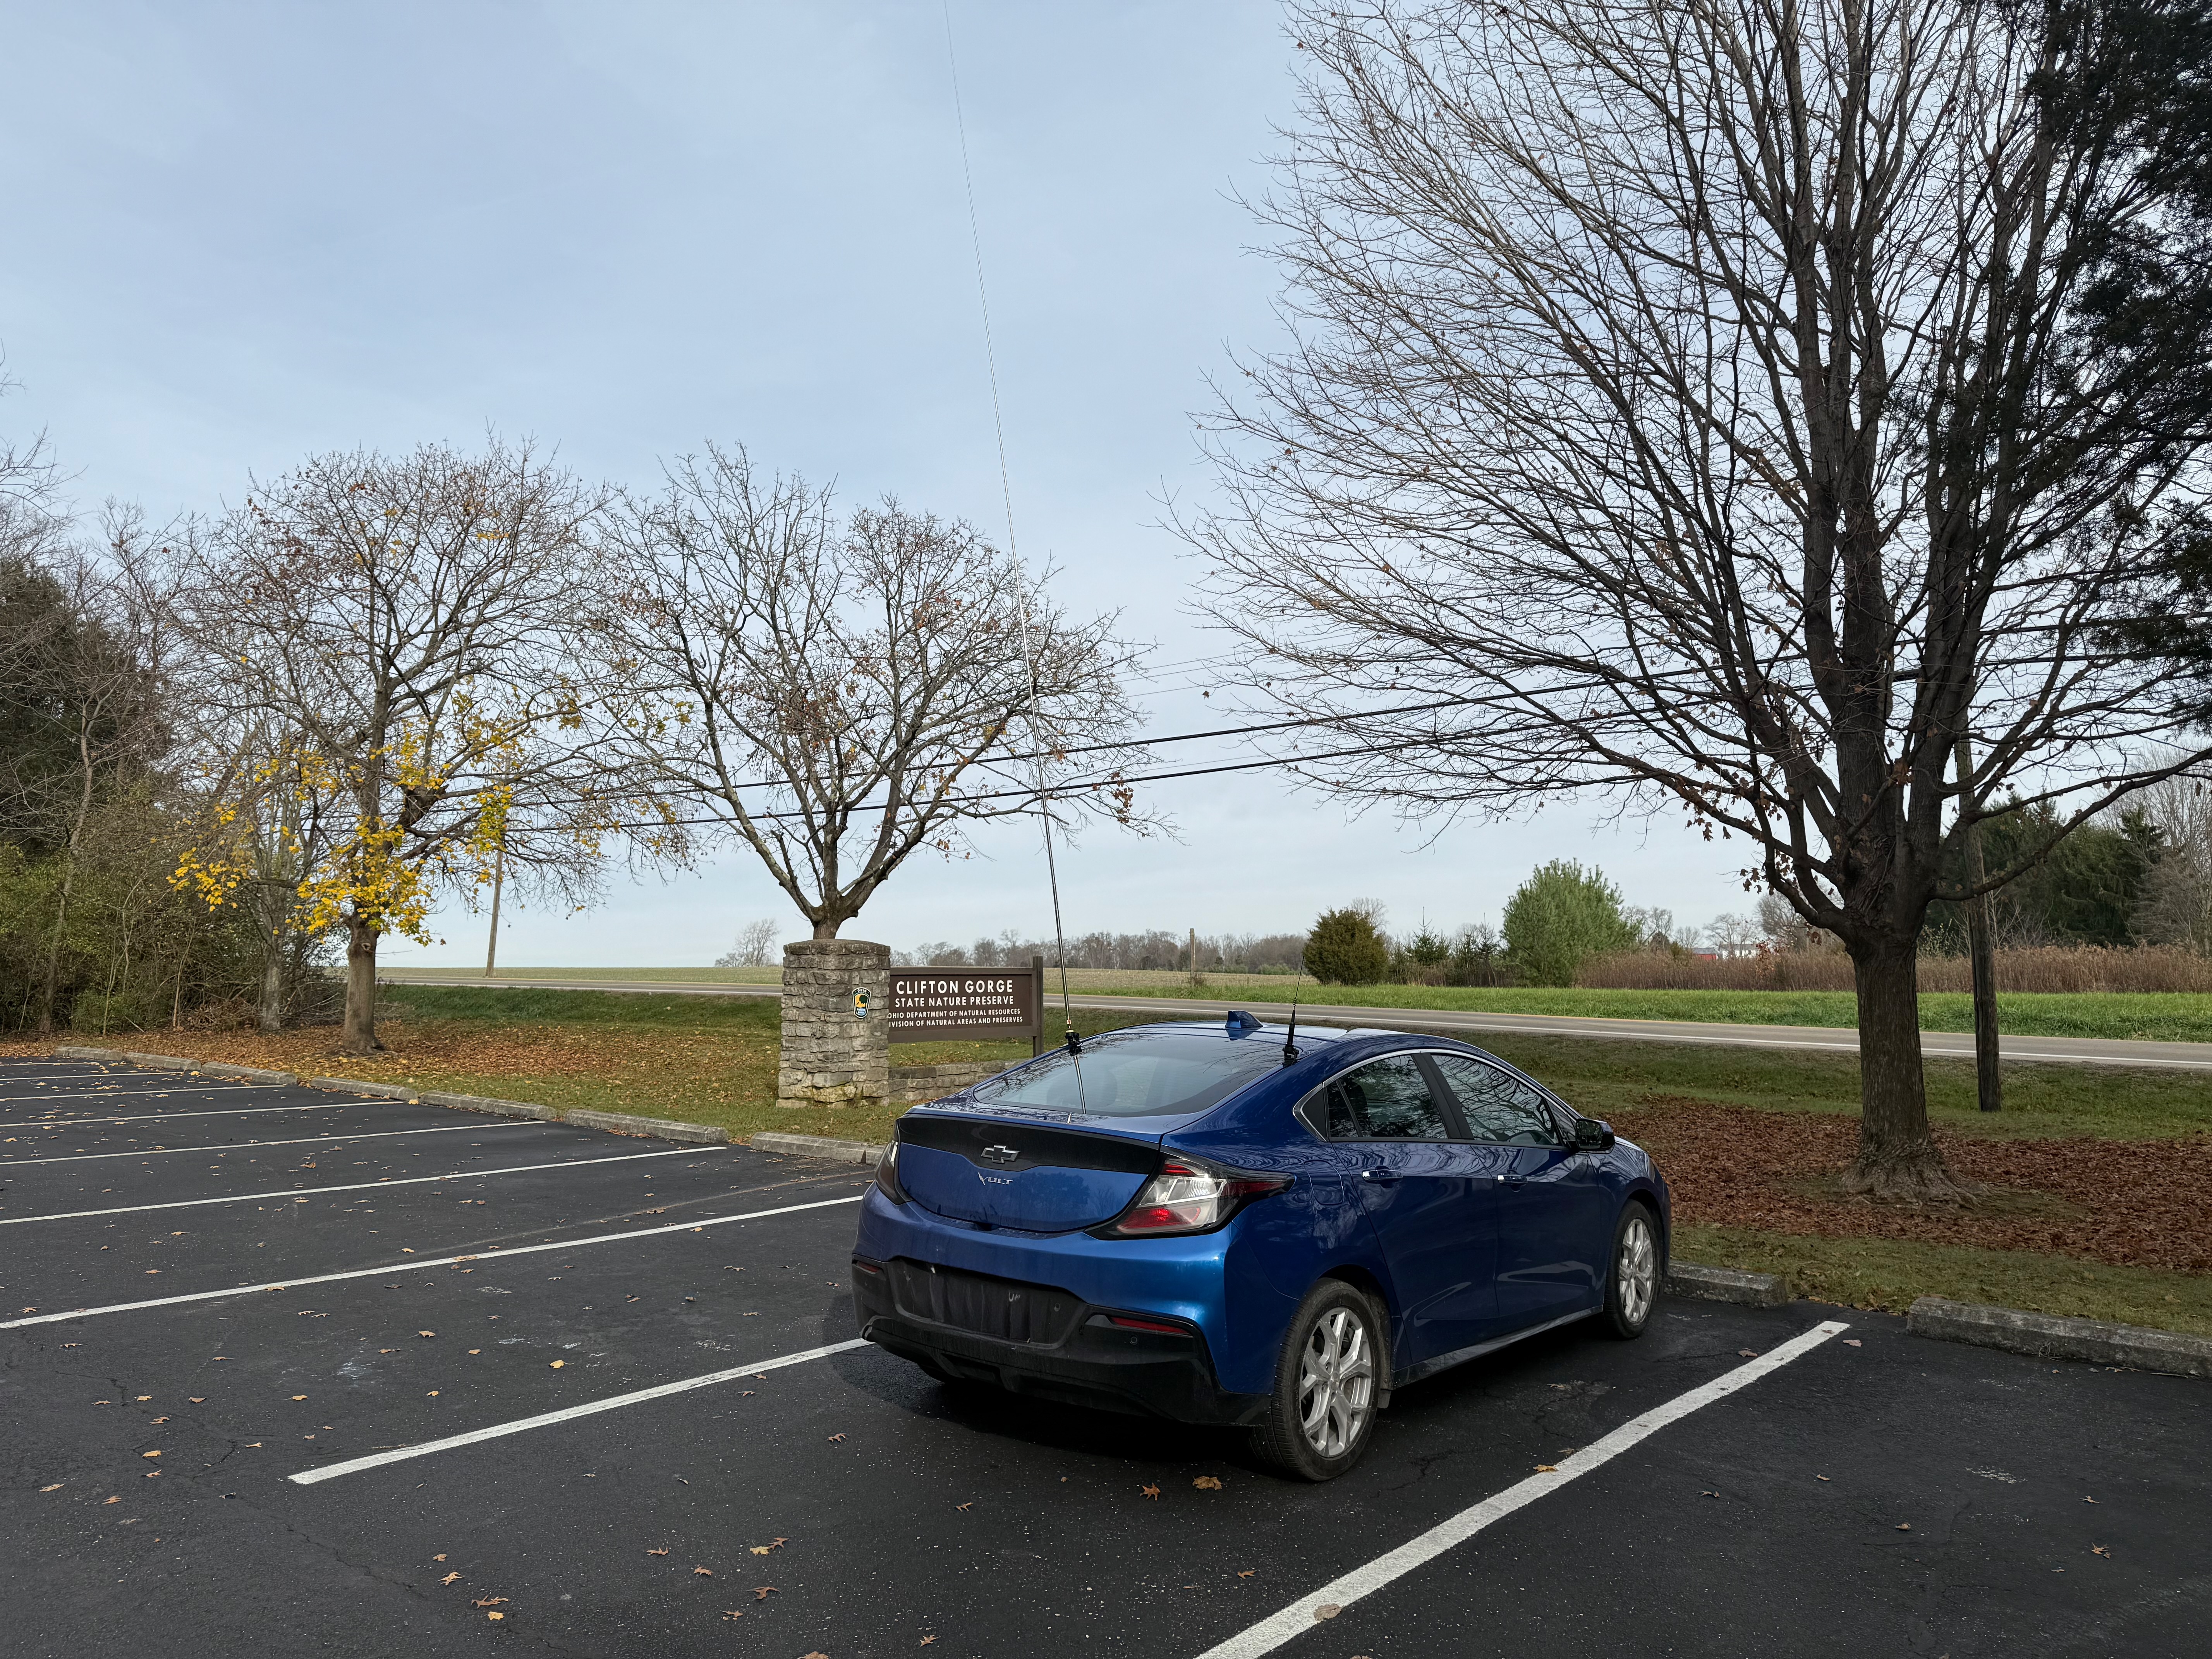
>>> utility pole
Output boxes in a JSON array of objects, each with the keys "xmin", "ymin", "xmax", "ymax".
[
  {"xmin": 1188, "ymin": 926, "xmax": 1199, "ymax": 987},
  {"xmin": 1955, "ymin": 734, "xmax": 2002, "ymax": 1112},
  {"xmin": 484, "ymin": 844, "xmax": 505, "ymax": 978}
]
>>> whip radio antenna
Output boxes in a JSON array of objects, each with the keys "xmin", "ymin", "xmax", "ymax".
[
  {"xmin": 1282, "ymin": 994, "xmax": 1301, "ymax": 1067},
  {"xmin": 943, "ymin": 2, "xmax": 1082, "ymax": 1071}
]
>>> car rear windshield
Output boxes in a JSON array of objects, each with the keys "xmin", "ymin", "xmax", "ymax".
[{"xmin": 970, "ymin": 1030, "xmax": 1279, "ymax": 1119}]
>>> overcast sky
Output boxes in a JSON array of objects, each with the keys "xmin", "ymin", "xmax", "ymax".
[{"xmin": 2, "ymin": 0, "xmax": 1749, "ymax": 965}]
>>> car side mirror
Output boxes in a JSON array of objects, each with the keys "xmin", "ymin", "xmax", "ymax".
[{"xmin": 1573, "ymin": 1118, "xmax": 1615, "ymax": 1152}]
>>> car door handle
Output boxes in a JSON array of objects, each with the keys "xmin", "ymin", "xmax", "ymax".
[
  {"xmin": 1495, "ymin": 1175, "xmax": 1526, "ymax": 1186},
  {"xmin": 1359, "ymin": 1168, "xmax": 1400, "ymax": 1185}
]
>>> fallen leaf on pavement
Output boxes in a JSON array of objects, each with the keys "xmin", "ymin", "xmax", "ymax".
[
  {"xmin": 721, "ymin": 1611, "xmax": 744, "ymax": 1622},
  {"xmin": 749, "ymin": 1539, "xmax": 787, "ymax": 1555},
  {"xmin": 955, "ymin": 1501, "xmax": 974, "ymax": 1512},
  {"xmin": 922, "ymin": 1637, "xmax": 936, "ymax": 1645},
  {"xmin": 141, "ymin": 1451, "xmax": 161, "ymax": 1460},
  {"xmin": 1842, "ymin": 1339, "xmax": 1862, "ymax": 1347},
  {"xmin": 1238, "ymin": 1570, "xmax": 1255, "ymax": 1579},
  {"xmin": 1140, "ymin": 1484, "xmax": 1161, "ymax": 1501},
  {"xmin": 827, "ymin": 1433, "xmax": 845, "ymax": 1443},
  {"xmin": 188, "ymin": 1398, "xmax": 204, "ymax": 1404},
  {"xmin": 40, "ymin": 1484, "xmax": 63, "ymax": 1492},
  {"xmin": 647, "ymin": 1548, "xmax": 670, "ymax": 1557},
  {"xmin": 1738, "ymin": 1349, "xmax": 1759, "ymax": 1358},
  {"xmin": 290, "ymin": 1395, "xmax": 307, "ymax": 1402},
  {"xmin": 474, "ymin": 1598, "xmax": 507, "ymax": 1608},
  {"xmin": 2085, "ymin": 1496, "xmax": 2098, "ymax": 1504},
  {"xmin": 433, "ymin": 1555, "xmax": 447, "ymax": 1562},
  {"xmin": 1895, "ymin": 1523, "xmax": 1912, "ymax": 1532},
  {"xmin": 1816, "ymin": 1476, "xmax": 1831, "ymax": 1482},
  {"xmin": 104, "ymin": 1497, "xmax": 120, "ymax": 1505},
  {"xmin": 441, "ymin": 1572, "xmax": 462, "ymax": 1585},
  {"xmin": 693, "ymin": 1566, "xmax": 714, "ymax": 1577},
  {"xmin": 486, "ymin": 1611, "xmax": 503, "ymax": 1621},
  {"xmin": 1535, "ymin": 1465, "xmax": 1557, "ymax": 1474},
  {"xmin": 2092, "ymin": 1545, "xmax": 2111, "ymax": 1558},
  {"xmin": 1315, "ymin": 1604, "xmax": 1341, "ymax": 1620},
  {"xmin": 550, "ymin": 1361, "xmax": 565, "ymax": 1370},
  {"xmin": 417, "ymin": 1331, "xmax": 435, "ymax": 1338},
  {"xmin": 754, "ymin": 1587, "xmax": 777, "ymax": 1601},
  {"xmin": 1193, "ymin": 1476, "xmax": 1222, "ymax": 1491}
]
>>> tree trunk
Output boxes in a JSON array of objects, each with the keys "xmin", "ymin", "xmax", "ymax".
[
  {"xmin": 259, "ymin": 948, "xmax": 286, "ymax": 1034},
  {"xmin": 340, "ymin": 912, "xmax": 385, "ymax": 1054},
  {"xmin": 1841, "ymin": 933, "xmax": 1968, "ymax": 1202}
]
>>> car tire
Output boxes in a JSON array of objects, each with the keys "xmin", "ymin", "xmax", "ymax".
[
  {"xmin": 1601, "ymin": 1201, "xmax": 1661, "ymax": 1339},
  {"xmin": 1249, "ymin": 1279, "xmax": 1387, "ymax": 1482}
]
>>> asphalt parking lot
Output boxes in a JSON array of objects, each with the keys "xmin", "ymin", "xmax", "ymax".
[{"xmin": 3, "ymin": 1054, "xmax": 2207, "ymax": 1659}]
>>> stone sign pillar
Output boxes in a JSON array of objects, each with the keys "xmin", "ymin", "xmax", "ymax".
[{"xmin": 776, "ymin": 938, "xmax": 891, "ymax": 1111}]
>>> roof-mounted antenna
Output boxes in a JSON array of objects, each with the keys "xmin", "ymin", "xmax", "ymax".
[{"xmin": 1281, "ymin": 994, "xmax": 1301, "ymax": 1067}]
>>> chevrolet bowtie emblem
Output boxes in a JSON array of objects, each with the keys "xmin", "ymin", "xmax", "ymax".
[{"xmin": 979, "ymin": 1144, "xmax": 1019, "ymax": 1165}]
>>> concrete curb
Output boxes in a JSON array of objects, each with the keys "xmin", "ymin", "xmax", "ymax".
[
  {"xmin": 749, "ymin": 1131, "xmax": 888, "ymax": 1166},
  {"xmin": 1665, "ymin": 1261, "xmax": 1792, "ymax": 1307},
  {"xmin": 565, "ymin": 1107, "xmax": 728, "ymax": 1145},
  {"xmin": 54, "ymin": 1044, "xmax": 299, "ymax": 1087},
  {"xmin": 1907, "ymin": 1296, "xmax": 2212, "ymax": 1379}
]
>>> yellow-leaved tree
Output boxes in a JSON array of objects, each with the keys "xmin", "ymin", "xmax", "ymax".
[{"xmin": 173, "ymin": 440, "xmax": 609, "ymax": 1053}]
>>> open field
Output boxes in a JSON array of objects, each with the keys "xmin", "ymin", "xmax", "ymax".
[
  {"xmin": 10, "ymin": 983, "xmax": 2207, "ymax": 1337},
  {"xmin": 377, "ymin": 965, "xmax": 2212, "ymax": 1042}
]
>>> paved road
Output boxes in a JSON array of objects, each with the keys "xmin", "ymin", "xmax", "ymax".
[
  {"xmin": 388, "ymin": 972, "xmax": 2212, "ymax": 1073},
  {"xmin": 4, "ymin": 1054, "xmax": 2205, "ymax": 1657}
]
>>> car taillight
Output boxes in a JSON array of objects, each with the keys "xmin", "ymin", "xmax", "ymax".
[
  {"xmin": 874, "ymin": 1139, "xmax": 908, "ymax": 1205},
  {"xmin": 1100, "ymin": 1157, "xmax": 1288, "ymax": 1238}
]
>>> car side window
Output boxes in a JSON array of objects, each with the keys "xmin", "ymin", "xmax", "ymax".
[
  {"xmin": 1429, "ymin": 1055, "xmax": 1561, "ymax": 1146},
  {"xmin": 1321, "ymin": 1055, "xmax": 1451, "ymax": 1141}
]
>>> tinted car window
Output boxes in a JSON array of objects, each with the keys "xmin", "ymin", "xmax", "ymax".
[
  {"xmin": 1322, "ymin": 1056, "xmax": 1451, "ymax": 1140},
  {"xmin": 1430, "ymin": 1054, "xmax": 1560, "ymax": 1146},
  {"xmin": 970, "ymin": 1030, "xmax": 1279, "ymax": 1118}
]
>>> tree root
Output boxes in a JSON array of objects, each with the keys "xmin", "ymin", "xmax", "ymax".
[{"xmin": 1839, "ymin": 1148, "xmax": 1978, "ymax": 1208}]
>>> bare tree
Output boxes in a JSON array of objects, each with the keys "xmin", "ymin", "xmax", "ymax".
[
  {"xmin": 175, "ymin": 440, "xmax": 609, "ymax": 1053},
  {"xmin": 587, "ymin": 446, "xmax": 1149, "ymax": 940},
  {"xmin": 1193, "ymin": 0, "xmax": 2212, "ymax": 1198},
  {"xmin": 715, "ymin": 916, "xmax": 783, "ymax": 968},
  {"xmin": 1707, "ymin": 912, "xmax": 1764, "ymax": 958}
]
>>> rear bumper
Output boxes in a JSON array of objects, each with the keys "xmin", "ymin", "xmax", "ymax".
[{"xmin": 851, "ymin": 1256, "xmax": 1269, "ymax": 1427}]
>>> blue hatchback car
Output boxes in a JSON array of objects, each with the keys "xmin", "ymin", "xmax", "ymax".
[{"xmin": 850, "ymin": 1013, "xmax": 1669, "ymax": 1480}]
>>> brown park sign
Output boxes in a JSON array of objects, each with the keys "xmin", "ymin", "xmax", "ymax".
[{"xmin": 888, "ymin": 957, "xmax": 1044, "ymax": 1049}]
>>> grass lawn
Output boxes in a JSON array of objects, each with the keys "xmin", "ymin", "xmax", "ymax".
[
  {"xmin": 376, "ymin": 964, "xmax": 2212, "ymax": 1042},
  {"xmin": 1074, "ymin": 982, "xmax": 2212, "ymax": 1044},
  {"xmin": 1673, "ymin": 1224, "xmax": 2212, "ymax": 1339},
  {"xmin": 22, "ymin": 983, "xmax": 2207, "ymax": 1339}
]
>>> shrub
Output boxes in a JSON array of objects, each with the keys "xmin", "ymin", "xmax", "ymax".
[
  {"xmin": 1502, "ymin": 860, "xmax": 1639, "ymax": 986},
  {"xmin": 1305, "ymin": 907, "xmax": 1391, "ymax": 984}
]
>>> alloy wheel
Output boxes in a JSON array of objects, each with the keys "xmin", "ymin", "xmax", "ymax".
[
  {"xmin": 1297, "ymin": 1304, "xmax": 1376, "ymax": 1458},
  {"xmin": 1617, "ymin": 1212, "xmax": 1656, "ymax": 1326}
]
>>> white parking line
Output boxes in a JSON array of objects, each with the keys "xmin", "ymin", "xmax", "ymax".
[
  {"xmin": 0, "ymin": 1121, "xmax": 535, "ymax": 1166},
  {"xmin": 0, "ymin": 1083, "xmax": 283, "ymax": 1104},
  {"xmin": 1195, "ymin": 1320, "xmax": 1851, "ymax": 1659},
  {"xmin": 0, "ymin": 1144, "xmax": 728, "ymax": 1225},
  {"xmin": 0, "ymin": 1101, "xmax": 349, "ymax": 1131},
  {"xmin": 0, "ymin": 1192, "xmax": 864, "ymax": 1328},
  {"xmin": 289, "ymin": 1337, "xmax": 872, "ymax": 1485}
]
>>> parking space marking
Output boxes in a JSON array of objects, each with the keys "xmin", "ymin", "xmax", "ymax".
[
  {"xmin": 0, "ymin": 1082, "xmax": 285, "ymax": 1104},
  {"xmin": 0, "ymin": 1192, "xmax": 864, "ymax": 1328},
  {"xmin": 0, "ymin": 1120, "xmax": 534, "ymax": 1166},
  {"xmin": 288, "ymin": 1337, "xmax": 873, "ymax": 1485},
  {"xmin": 1197, "ymin": 1320, "xmax": 1852, "ymax": 1659},
  {"xmin": 0, "ymin": 1101, "xmax": 350, "ymax": 1130},
  {"xmin": 0, "ymin": 1143, "xmax": 727, "ymax": 1225}
]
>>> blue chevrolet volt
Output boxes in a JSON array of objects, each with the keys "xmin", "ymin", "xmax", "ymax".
[{"xmin": 850, "ymin": 1013, "xmax": 1670, "ymax": 1480}]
